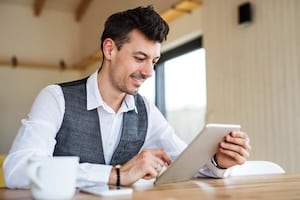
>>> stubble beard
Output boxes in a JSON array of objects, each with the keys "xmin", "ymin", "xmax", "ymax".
[{"xmin": 111, "ymin": 75, "xmax": 139, "ymax": 96}]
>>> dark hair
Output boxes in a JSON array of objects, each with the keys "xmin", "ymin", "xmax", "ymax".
[{"xmin": 100, "ymin": 5, "xmax": 169, "ymax": 51}]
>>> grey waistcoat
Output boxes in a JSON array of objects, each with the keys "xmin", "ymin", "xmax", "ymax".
[{"xmin": 53, "ymin": 78, "xmax": 148, "ymax": 165}]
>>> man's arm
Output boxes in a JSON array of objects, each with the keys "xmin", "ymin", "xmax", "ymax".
[
  {"xmin": 3, "ymin": 85, "xmax": 114, "ymax": 188},
  {"xmin": 4, "ymin": 85, "xmax": 63, "ymax": 188},
  {"xmin": 108, "ymin": 149, "xmax": 172, "ymax": 186}
]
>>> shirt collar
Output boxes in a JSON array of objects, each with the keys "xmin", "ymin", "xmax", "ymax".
[{"xmin": 86, "ymin": 69, "xmax": 138, "ymax": 113}]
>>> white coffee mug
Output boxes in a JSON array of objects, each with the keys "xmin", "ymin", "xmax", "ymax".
[{"xmin": 27, "ymin": 156, "xmax": 79, "ymax": 200}]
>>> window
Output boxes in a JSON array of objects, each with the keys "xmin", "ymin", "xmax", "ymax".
[
  {"xmin": 140, "ymin": 36, "xmax": 206, "ymax": 144},
  {"xmin": 164, "ymin": 48, "xmax": 206, "ymax": 143},
  {"xmin": 139, "ymin": 71, "xmax": 156, "ymax": 103}
]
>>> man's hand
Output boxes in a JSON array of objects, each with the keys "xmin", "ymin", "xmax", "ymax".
[
  {"xmin": 109, "ymin": 148, "xmax": 172, "ymax": 186},
  {"xmin": 215, "ymin": 131, "xmax": 251, "ymax": 169}
]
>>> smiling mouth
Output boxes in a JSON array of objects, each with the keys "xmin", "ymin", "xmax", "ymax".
[{"xmin": 130, "ymin": 74, "xmax": 146, "ymax": 86}]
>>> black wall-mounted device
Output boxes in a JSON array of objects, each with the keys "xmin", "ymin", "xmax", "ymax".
[{"xmin": 238, "ymin": 2, "xmax": 253, "ymax": 25}]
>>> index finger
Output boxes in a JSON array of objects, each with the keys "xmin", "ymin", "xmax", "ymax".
[
  {"xmin": 230, "ymin": 131, "xmax": 249, "ymax": 139},
  {"xmin": 151, "ymin": 149, "xmax": 172, "ymax": 165}
]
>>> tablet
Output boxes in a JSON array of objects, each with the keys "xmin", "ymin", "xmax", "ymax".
[
  {"xmin": 154, "ymin": 123, "xmax": 241, "ymax": 185},
  {"xmin": 79, "ymin": 184, "xmax": 133, "ymax": 197}
]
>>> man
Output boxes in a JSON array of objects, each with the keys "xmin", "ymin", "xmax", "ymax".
[{"xmin": 4, "ymin": 5, "xmax": 251, "ymax": 188}]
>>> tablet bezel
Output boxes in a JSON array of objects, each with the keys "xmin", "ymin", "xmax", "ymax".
[{"xmin": 154, "ymin": 123, "xmax": 241, "ymax": 185}]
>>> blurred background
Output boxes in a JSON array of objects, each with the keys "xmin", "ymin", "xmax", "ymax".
[{"xmin": 0, "ymin": 0, "xmax": 299, "ymax": 173}]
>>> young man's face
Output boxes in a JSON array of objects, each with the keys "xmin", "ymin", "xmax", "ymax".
[{"xmin": 108, "ymin": 29, "xmax": 161, "ymax": 95}]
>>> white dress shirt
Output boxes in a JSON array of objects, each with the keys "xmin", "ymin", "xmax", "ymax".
[{"xmin": 4, "ymin": 70, "xmax": 229, "ymax": 189}]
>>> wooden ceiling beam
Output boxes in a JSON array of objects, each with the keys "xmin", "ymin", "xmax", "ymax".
[
  {"xmin": 33, "ymin": 0, "xmax": 46, "ymax": 17},
  {"xmin": 75, "ymin": 0, "xmax": 93, "ymax": 22},
  {"xmin": 161, "ymin": 0, "xmax": 202, "ymax": 23}
]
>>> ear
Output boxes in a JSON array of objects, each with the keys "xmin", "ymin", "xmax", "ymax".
[{"xmin": 102, "ymin": 38, "xmax": 115, "ymax": 60}]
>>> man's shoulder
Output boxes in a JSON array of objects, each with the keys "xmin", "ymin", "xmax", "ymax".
[{"xmin": 58, "ymin": 77, "xmax": 88, "ymax": 87}]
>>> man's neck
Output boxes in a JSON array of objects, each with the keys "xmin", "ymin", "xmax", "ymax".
[{"xmin": 97, "ymin": 70, "xmax": 126, "ymax": 113}]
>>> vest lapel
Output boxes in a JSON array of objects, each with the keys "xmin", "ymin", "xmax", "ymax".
[{"xmin": 110, "ymin": 94, "xmax": 148, "ymax": 165}]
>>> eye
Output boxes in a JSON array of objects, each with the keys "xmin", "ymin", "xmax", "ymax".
[{"xmin": 134, "ymin": 56, "xmax": 145, "ymax": 62}]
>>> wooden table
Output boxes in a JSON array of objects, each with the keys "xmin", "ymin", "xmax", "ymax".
[{"xmin": 1, "ymin": 173, "xmax": 300, "ymax": 199}]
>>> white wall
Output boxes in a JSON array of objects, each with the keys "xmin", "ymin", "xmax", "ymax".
[
  {"xmin": 0, "ymin": 3, "xmax": 80, "ymax": 66},
  {"xmin": 0, "ymin": 67, "xmax": 80, "ymax": 153},
  {"xmin": 0, "ymin": 3, "xmax": 81, "ymax": 153},
  {"xmin": 203, "ymin": 0, "xmax": 300, "ymax": 172}
]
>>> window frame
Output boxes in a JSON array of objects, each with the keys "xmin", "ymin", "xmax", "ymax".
[{"xmin": 154, "ymin": 36, "xmax": 203, "ymax": 116}]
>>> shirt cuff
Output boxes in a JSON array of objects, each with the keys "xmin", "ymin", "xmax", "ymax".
[
  {"xmin": 76, "ymin": 163, "xmax": 113, "ymax": 187},
  {"xmin": 205, "ymin": 156, "xmax": 230, "ymax": 178}
]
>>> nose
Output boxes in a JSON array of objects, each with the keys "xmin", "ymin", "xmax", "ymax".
[{"xmin": 140, "ymin": 61, "xmax": 153, "ymax": 78}]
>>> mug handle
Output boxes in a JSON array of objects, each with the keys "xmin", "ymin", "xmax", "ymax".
[{"xmin": 27, "ymin": 161, "xmax": 44, "ymax": 189}]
